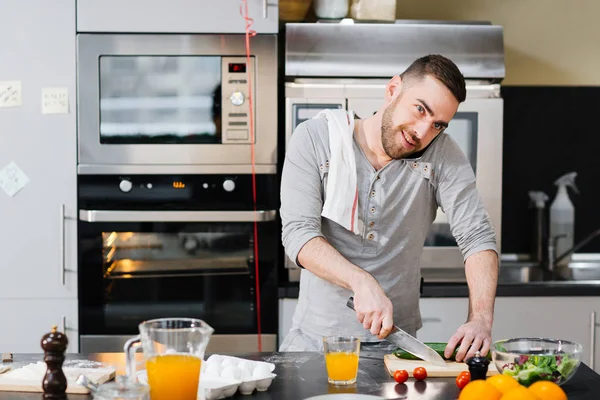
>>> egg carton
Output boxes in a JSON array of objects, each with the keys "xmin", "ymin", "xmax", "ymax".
[
  {"xmin": 203, "ymin": 354, "xmax": 277, "ymax": 397},
  {"xmin": 135, "ymin": 355, "xmax": 276, "ymax": 400}
]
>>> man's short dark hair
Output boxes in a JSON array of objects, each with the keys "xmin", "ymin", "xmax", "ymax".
[{"xmin": 400, "ymin": 54, "xmax": 466, "ymax": 103}]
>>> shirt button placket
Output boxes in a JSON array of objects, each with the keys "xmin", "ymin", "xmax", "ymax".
[{"xmin": 366, "ymin": 174, "xmax": 379, "ymax": 247}]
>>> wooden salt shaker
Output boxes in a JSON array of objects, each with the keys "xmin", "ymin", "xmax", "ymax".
[{"xmin": 41, "ymin": 325, "xmax": 68, "ymax": 399}]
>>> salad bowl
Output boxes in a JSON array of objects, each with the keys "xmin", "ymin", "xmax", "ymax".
[{"xmin": 492, "ymin": 337, "xmax": 582, "ymax": 386}]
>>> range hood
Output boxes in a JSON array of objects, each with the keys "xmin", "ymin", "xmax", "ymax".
[{"xmin": 284, "ymin": 20, "xmax": 505, "ymax": 82}]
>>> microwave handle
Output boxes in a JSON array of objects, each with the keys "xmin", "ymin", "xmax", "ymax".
[
  {"xmin": 79, "ymin": 210, "xmax": 277, "ymax": 223},
  {"xmin": 263, "ymin": 0, "xmax": 268, "ymax": 18}
]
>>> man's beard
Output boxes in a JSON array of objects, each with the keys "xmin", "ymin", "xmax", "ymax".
[{"xmin": 381, "ymin": 101, "xmax": 419, "ymax": 160}]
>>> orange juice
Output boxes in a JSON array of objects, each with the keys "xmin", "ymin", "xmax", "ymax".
[
  {"xmin": 146, "ymin": 353, "xmax": 202, "ymax": 400},
  {"xmin": 324, "ymin": 351, "xmax": 359, "ymax": 382}
]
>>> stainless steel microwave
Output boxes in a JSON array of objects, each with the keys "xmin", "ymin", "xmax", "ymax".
[{"xmin": 77, "ymin": 34, "xmax": 278, "ymax": 175}]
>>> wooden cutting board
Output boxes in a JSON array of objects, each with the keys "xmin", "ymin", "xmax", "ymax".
[
  {"xmin": 383, "ymin": 354, "xmax": 499, "ymax": 378},
  {"xmin": 0, "ymin": 361, "xmax": 115, "ymax": 394}
]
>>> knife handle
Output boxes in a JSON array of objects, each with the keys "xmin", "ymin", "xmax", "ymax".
[{"xmin": 346, "ymin": 297, "xmax": 355, "ymax": 311}]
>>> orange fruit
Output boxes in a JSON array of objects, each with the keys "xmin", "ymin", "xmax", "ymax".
[
  {"xmin": 486, "ymin": 374, "xmax": 521, "ymax": 394},
  {"xmin": 500, "ymin": 386, "xmax": 541, "ymax": 400},
  {"xmin": 458, "ymin": 380, "xmax": 502, "ymax": 400},
  {"xmin": 528, "ymin": 381, "xmax": 567, "ymax": 400}
]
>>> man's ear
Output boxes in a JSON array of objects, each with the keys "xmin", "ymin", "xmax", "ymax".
[{"xmin": 385, "ymin": 75, "xmax": 402, "ymax": 102}]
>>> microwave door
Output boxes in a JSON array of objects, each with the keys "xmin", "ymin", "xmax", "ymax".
[{"xmin": 285, "ymin": 98, "xmax": 345, "ymax": 148}]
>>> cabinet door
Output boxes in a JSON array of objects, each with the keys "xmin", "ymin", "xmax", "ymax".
[
  {"xmin": 0, "ymin": 299, "xmax": 78, "ymax": 353},
  {"xmin": 0, "ymin": 0, "xmax": 77, "ymax": 299},
  {"xmin": 278, "ymin": 298, "xmax": 298, "ymax": 348},
  {"xmin": 77, "ymin": 0, "xmax": 278, "ymax": 34},
  {"xmin": 417, "ymin": 298, "xmax": 470, "ymax": 342},
  {"xmin": 493, "ymin": 297, "xmax": 599, "ymax": 371}
]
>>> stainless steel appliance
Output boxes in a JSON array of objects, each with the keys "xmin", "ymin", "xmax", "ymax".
[
  {"xmin": 76, "ymin": 33, "xmax": 278, "ymax": 175},
  {"xmin": 77, "ymin": 174, "xmax": 279, "ymax": 354},
  {"xmin": 283, "ymin": 21, "xmax": 505, "ymax": 279}
]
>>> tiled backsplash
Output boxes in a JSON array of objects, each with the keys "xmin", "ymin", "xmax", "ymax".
[{"xmin": 500, "ymin": 86, "xmax": 600, "ymax": 255}]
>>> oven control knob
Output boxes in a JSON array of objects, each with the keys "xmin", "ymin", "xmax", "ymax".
[
  {"xmin": 223, "ymin": 179, "xmax": 235, "ymax": 192},
  {"xmin": 119, "ymin": 179, "xmax": 133, "ymax": 193},
  {"xmin": 229, "ymin": 91, "xmax": 245, "ymax": 106}
]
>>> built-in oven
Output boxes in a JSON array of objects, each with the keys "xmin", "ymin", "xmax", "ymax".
[
  {"xmin": 282, "ymin": 21, "xmax": 505, "ymax": 279},
  {"xmin": 77, "ymin": 173, "xmax": 279, "ymax": 354},
  {"xmin": 76, "ymin": 33, "xmax": 278, "ymax": 175}
]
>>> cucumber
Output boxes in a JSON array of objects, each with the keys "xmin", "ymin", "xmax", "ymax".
[{"xmin": 392, "ymin": 342, "xmax": 492, "ymax": 362}]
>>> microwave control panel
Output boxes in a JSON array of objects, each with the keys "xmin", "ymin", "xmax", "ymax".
[{"xmin": 221, "ymin": 56, "xmax": 256, "ymax": 145}]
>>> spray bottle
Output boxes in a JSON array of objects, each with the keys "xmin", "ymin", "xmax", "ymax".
[
  {"xmin": 549, "ymin": 172, "xmax": 579, "ymax": 267},
  {"xmin": 528, "ymin": 191, "xmax": 549, "ymax": 264}
]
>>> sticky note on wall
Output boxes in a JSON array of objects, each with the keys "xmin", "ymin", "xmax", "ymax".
[
  {"xmin": 0, "ymin": 81, "xmax": 22, "ymax": 108},
  {"xmin": 0, "ymin": 161, "xmax": 30, "ymax": 197},
  {"xmin": 42, "ymin": 87, "xmax": 69, "ymax": 114}
]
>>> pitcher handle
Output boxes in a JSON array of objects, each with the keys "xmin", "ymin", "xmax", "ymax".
[{"xmin": 124, "ymin": 335, "xmax": 142, "ymax": 384}]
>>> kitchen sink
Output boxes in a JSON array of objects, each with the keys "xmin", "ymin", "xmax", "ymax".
[
  {"xmin": 559, "ymin": 262, "xmax": 600, "ymax": 281},
  {"xmin": 420, "ymin": 261, "xmax": 600, "ymax": 284},
  {"xmin": 421, "ymin": 262, "xmax": 548, "ymax": 284},
  {"xmin": 497, "ymin": 262, "xmax": 547, "ymax": 283}
]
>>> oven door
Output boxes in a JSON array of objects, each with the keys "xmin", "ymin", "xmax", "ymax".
[
  {"xmin": 77, "ymin": 33, "xmax": 277, "ymax": 173},
  {"xmin": 77, "ymin": 210, "xmax": 279, "ymax": 354},
  {"xmin": 348, "ymin": 94, "xmax": 503, "ymax": 269}
]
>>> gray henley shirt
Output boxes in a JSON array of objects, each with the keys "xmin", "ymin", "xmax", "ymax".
[{"xmin": 279, "ymin": 116, "xmax": 497, "ymax": 351}]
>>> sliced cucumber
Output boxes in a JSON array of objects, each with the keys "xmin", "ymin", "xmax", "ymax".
[{"xmin": 392, "ymin": 342, "xmax": 492, "ymax": 362}]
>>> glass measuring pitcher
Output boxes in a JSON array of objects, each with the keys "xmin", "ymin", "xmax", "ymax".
[{"xmin": 124, "ymin": 318, "xmax": 214, "ymax": 400}]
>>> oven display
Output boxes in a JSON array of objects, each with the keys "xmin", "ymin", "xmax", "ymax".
[
  {"xmin": 228, "ymin": 63, "xmax": 246, "ymax": 73},
  {"xmin": 172, "ymin": 181, "xmax": 186, "ymax": 189}
]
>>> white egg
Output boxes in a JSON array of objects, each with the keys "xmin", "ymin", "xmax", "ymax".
[
  {"xmin": 237, "ymin": 360, "xmax": 253, "ymax": 372},
  {"xmin": 204, "ymin": 363, "xmax": 223, "ymax": 377},
  {"xmin": 221, "ymin": 358, "xmax": 235, "ymax": 367},
  {"xmin": 252, "ymin": 363, "xmax": 271, "ymax": 379},
  {"xmin": 221, "ymin": 365, "xmax": 241, "ymax": 380},
  {"xmin": 240, "ymin": 368, "xmax": 253, "ymax": 381},
  {"xmin": 207, "ymin": 355, "xmax": 223, "ymax": 364}
]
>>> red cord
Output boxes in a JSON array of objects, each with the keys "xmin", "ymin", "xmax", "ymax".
[{"xmin": 239, "ymin": 0, "xmax": 262, "ymax": 353}]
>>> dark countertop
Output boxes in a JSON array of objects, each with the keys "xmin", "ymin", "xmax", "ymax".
[
  {"xmin": 1, "ymin": 350, "xmax": 600, "ymax": 399},
  {"xmin": 279, "ymin": 281, "xmax": 600, "ymax": 298}
]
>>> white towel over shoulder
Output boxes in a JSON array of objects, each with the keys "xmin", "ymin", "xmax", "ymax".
[{"xmin": 314, "ymin": 109, "xmax": 361, "ymax": 235}]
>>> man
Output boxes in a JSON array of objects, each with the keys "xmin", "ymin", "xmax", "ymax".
[{"xmin": 279, "ymin": 54, "xmax": 498, "ymax": 363}]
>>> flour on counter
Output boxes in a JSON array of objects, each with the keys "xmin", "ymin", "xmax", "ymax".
[
  {"xmin": 63, "ymin": 360, "xmax": 108, "ymax": 369},
  {"xmin": 0, "ymin": 361, "xmax": 114, "ymax": 384},
  {"xmin": 261, "ymin": 354, "xmax": 317, "ymax": 367}
]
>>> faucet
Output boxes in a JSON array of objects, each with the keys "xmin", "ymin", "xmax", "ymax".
[{"xmin": 547, "ymin": 229, "xmax": 600, "ymax": 273}]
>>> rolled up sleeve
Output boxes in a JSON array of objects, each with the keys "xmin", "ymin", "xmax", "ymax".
[
  {"xmin": 280, "ymin": 122, "xmax": 326, "ymax": 267},
  {"xmin": 435, "ymin": 136, "xmax": 498, "ymax": 261}
]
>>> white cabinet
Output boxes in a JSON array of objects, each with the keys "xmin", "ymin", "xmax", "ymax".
[
  {"xmin": 493, "ymin": 297, "xmax": 600, "ymax": 372},
  {"xmin": 77, "ymin": 0, "xmax": 279, "ymax": 34},
  {"xmin": 0, "ymin": 0, "xmax": 78, "ymax": 353},
  {"xmin": 0, "ymin": 299, "xmax": 79, "ymax": 353},
  {"xmin": 278, "ymin": 298, "xmax": 298, "ymax": 348},
  {"xmin": 0, "ymin": 0, "xmax": 77, "ymax": 299},
  {"xmin": 418, "ymin": 297, "xmax": 600, "ymax": 372}
]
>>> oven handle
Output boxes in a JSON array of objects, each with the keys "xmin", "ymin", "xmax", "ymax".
[{"xmin": 78, "ymin": 210, "xmax": 277, "ymax": 223}]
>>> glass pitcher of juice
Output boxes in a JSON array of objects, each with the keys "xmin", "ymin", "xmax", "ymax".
[{"xmin": 124, "ymin": 318, "xmax": 214, "ymax": 400}]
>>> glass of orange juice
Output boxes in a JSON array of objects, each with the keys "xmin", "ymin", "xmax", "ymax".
[
  {"xmin": 124, "ymin": 318, "xmax": 214, "ymax": 400},
  {"xmin": 323, "ymin": 336, "xmax": 361, "ymax": 385}
]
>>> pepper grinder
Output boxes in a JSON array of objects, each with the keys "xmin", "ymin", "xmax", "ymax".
[
  {"xmin": 465, "ymin": 351, "xmax": 490, "ymax": 381},
  {"xmin": 41, "ymin": 325, "xmax": 69, "ymax": 399}
]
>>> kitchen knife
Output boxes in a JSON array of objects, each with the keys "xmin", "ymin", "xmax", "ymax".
[{"xmin": 346, "ymin": 297, "xmax": 447, "ymax": 367}]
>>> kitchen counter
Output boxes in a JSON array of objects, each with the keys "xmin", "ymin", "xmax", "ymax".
[
  {"xmin": 1, "ymin": 351, "xmax": 600, "ymax": 399},
  {"xmin": 279, "ymin": 280, "xmax": 600, "ymax": 298}
]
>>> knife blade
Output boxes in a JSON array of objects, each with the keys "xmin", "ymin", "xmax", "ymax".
[{"xmin": 346, "ymin": 297, "xmax": 447, "ymax": 367}]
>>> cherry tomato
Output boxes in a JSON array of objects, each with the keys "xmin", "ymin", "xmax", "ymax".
[
  {"xmin": 413, "ymin": 366, "xmax": 427, "ymax": 381},
  {"xmin": 456, "ymin": 371, "xmax": 470, "ymax": 389},
  {"xmin": 393, "ymin": 369, "xmax": 408, "ymax": 384}
]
